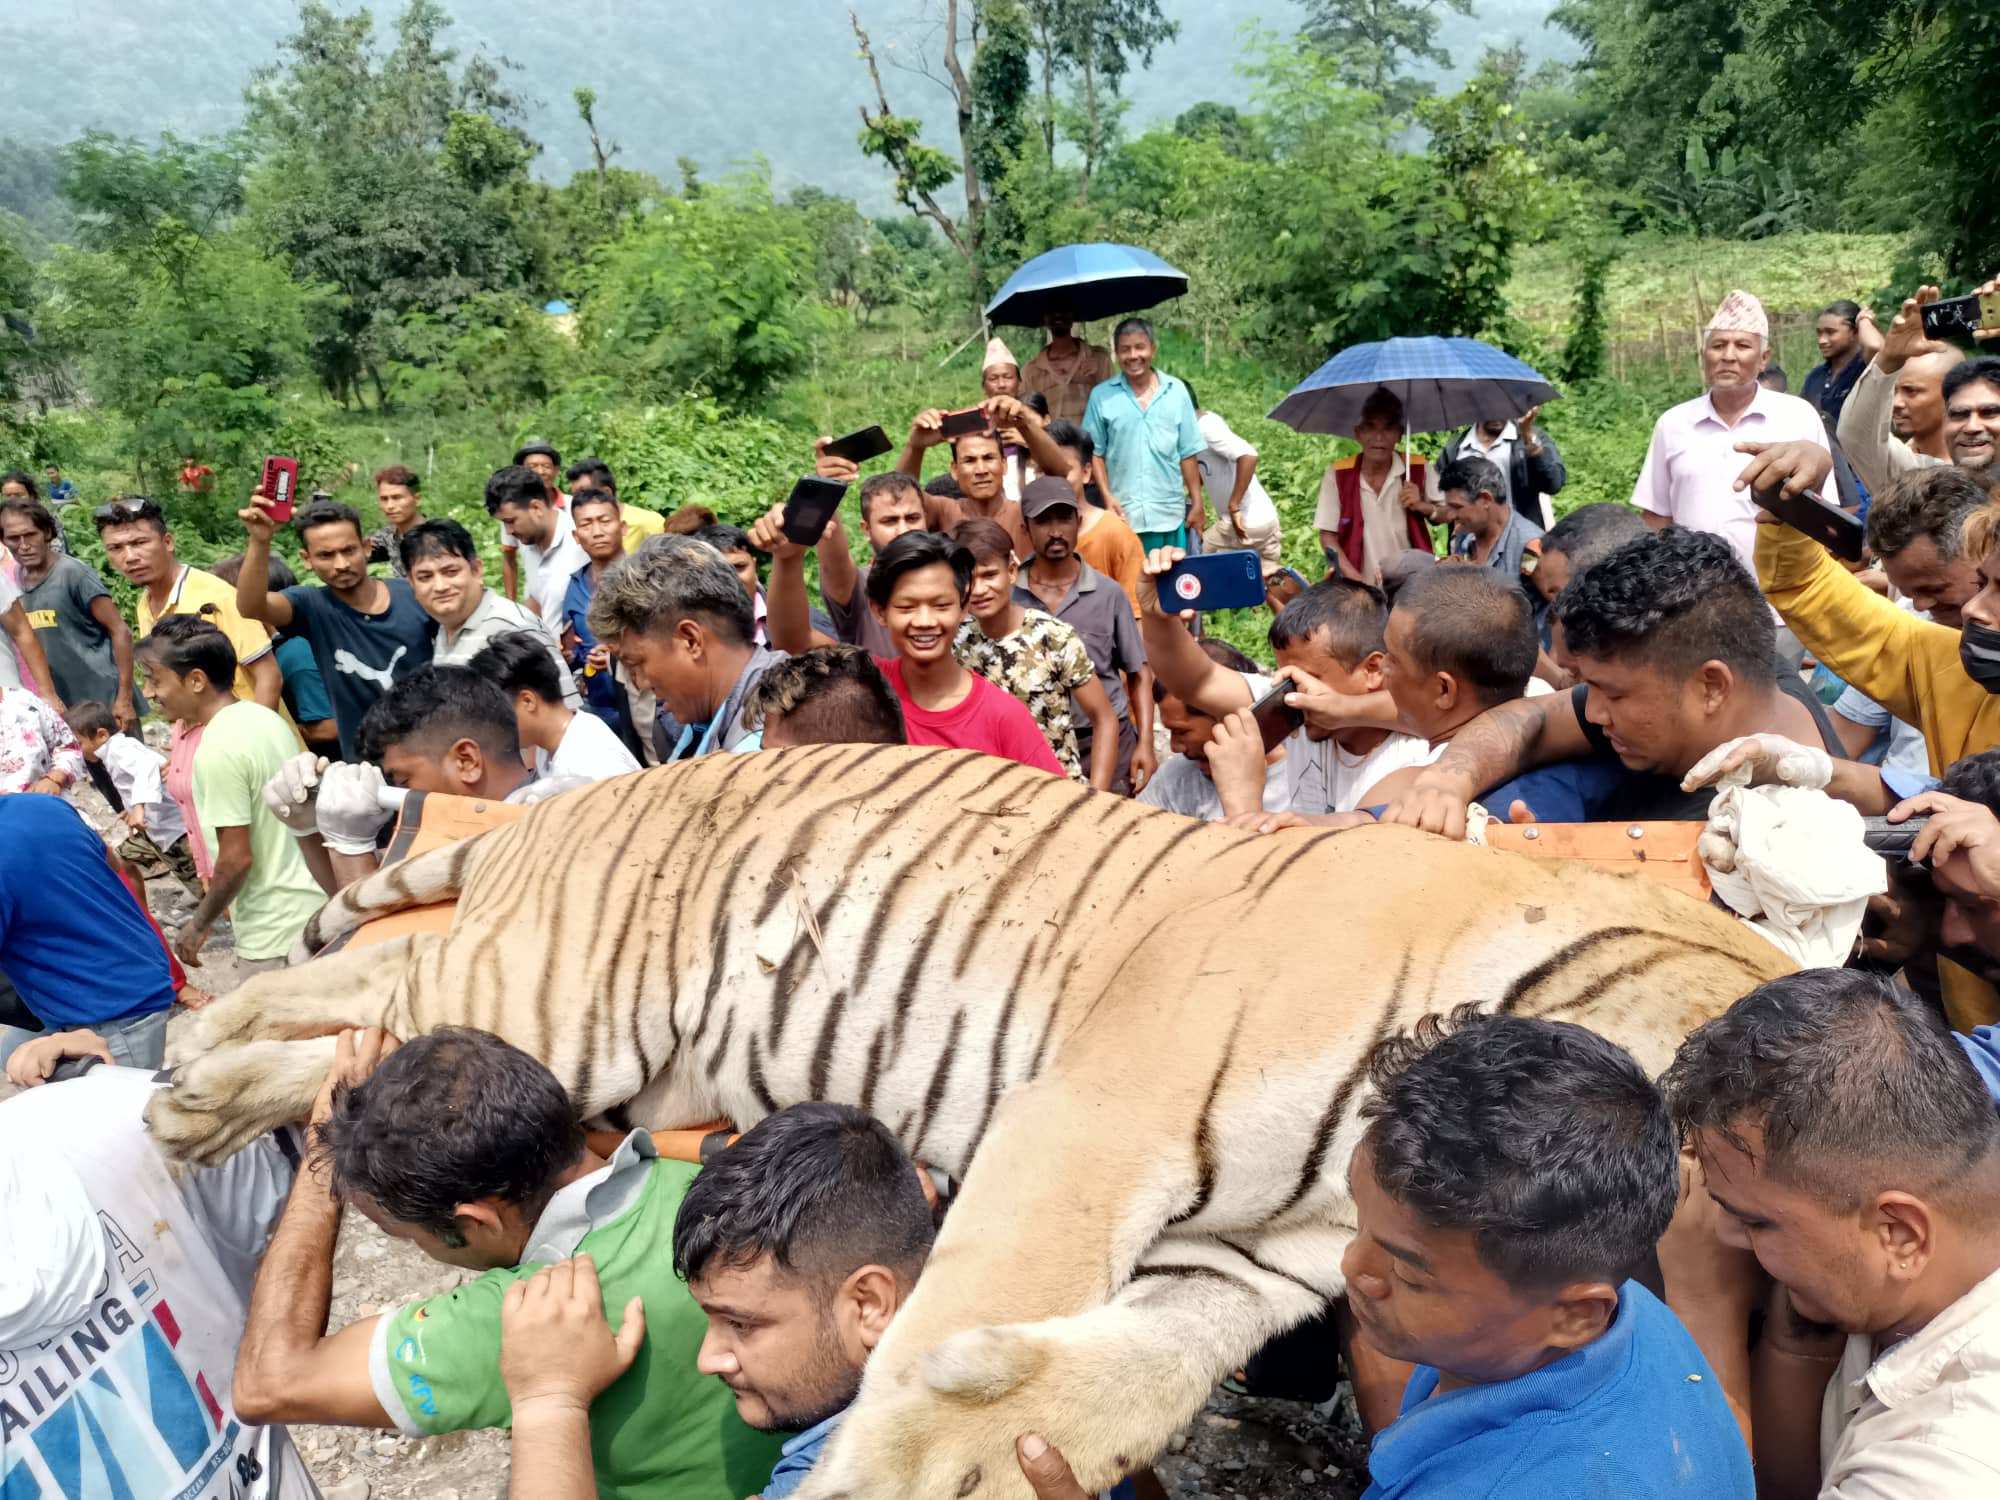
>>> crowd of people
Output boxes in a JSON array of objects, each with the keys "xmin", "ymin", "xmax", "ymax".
[{"xmin": 5, "ymin": 284, "xmax": 2000, "ymax": 1499}]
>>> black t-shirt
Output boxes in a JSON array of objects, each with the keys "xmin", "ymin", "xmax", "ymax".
[
  {"xmin": 281, "ymin": 579, "xmax": 435, "ymax": 759},
  {"xmin": 1570, "ymin": 677, "xmax": 1841, "ymax": 822}
]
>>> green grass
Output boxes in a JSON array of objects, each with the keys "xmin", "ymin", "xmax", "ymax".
[
  {"xmin": 33, "ymin": 228, "xmax": 1903, "ymax": 671},
  {"xmin": 1508, "ymin": 231, "xmax": 1903, "ymax": 365}
]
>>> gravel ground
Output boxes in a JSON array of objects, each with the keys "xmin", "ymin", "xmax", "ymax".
[{"xmin": 34, "ymin": 780, "xmax": 1370, "ymax": 1500}]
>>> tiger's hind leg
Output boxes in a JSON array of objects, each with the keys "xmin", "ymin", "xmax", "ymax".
[
  {"xmin": 795, "ymin": 1073, "xmax": 1316, "ymax": 1500},
  {"xmin": 146, "ymin": 1035, "xmax": 341, "ymax": 1167},
  {"xmin": 923, "ymin": 1234, "xmax": 1330, "ymax": 1496},
  {"xmin": 164, "ymin": 933, "xmax": 433, "ymax": 1065}
]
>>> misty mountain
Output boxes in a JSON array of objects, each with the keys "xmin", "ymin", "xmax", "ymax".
[{"xmin": 7, "ymin": 0, "xmax": 1577, "ymax": 206}]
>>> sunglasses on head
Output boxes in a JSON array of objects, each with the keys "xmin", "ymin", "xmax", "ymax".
[{"xmin": 93, "ymin": 496, "xmax": 164, "ymax": 527}]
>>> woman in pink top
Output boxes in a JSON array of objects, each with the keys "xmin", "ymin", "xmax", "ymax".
[
  {"xmin": 163, "ymin": 720, "xmax": 212, "ymax": 878},
  {"xmin": 866, "ymin": 531, "xmax": 1063, "ymax": 774}
]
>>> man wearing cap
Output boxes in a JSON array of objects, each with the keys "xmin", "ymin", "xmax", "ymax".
[
  {"xmin": 1631, "ymin": 290, "xmax": 1829, "ymax": 572},
  {"xmin": 1023, "ymin": 310, "xmax": 1113, "ymax": 425},
  {"xmin": 1014, "ymin": 476, "xmax": 1155, "ymax": 794},
  {"xmin": 983, "ymin": 336, "xmax": 1037, "ymax": 501}
]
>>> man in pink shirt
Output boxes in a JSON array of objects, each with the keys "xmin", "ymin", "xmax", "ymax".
[{"xmin": 1631, "ymin": 290, "xmax": 1830, "ymax": 572}]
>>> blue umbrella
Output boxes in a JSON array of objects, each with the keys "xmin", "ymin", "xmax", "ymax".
[
  {"xmin": 1268, "ymin": 336, "xmax": 1561, "ymax": 436},
  {"xmin": 984, "ymin": 242, "xmax": 1188, "ymax": 328}
]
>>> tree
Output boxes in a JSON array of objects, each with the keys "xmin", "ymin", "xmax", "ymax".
[
  {"xmin": 242, "ymin": 0, "xmax": 539, "ymax": 408},
  {"xmin": 851, "ymin": 5, "xmax": 983, "ymax": 298},
  {"xmin": 61, "ymin": 132, "xmax": 247, "ymax": 270},
  {"xmin": 1299, "ymin": 0, "xmax": 1476, "ymax": 114},
  {"xmin": 579, "ymin": 174, "xmax": 824, "ymax": 408},
  {"xmin": 573, "ymin": 86, "xmax": 618, "ymax": 227},
  {"xmin": 1024, "ymin": 0, "xmax": 1176, "ymax": 185},
  {"xmin": 1022, "ymin": 0, "xmax": 1177, "ymax": 197}
]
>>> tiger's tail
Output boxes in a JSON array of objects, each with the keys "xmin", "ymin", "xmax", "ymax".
[{"xmin": 289, "ymin": 834, "xmax": 484, "ymax": 963}]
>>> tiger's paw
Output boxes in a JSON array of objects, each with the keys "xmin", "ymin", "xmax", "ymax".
[
  {"xmin": 162, "ymin": 993, "xmax": 259, "ymax": 1063},
  {"xmin": 148, "ymin": 1038, "xmax": 333, "ymax": 1166},
  {"xmin": 926, "ymin": 1324, "xmax": 1050, "ymax": 1402}
]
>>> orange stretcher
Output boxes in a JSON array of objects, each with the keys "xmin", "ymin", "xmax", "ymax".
[{"xmin": 343, "ymin": 793, "xmax": 1713, "ymax": 1163}]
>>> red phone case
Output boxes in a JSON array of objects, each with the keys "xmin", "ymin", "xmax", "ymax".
[{"xmin": 262, "ymin": 456, "xmax": 299, "ymax": 522}]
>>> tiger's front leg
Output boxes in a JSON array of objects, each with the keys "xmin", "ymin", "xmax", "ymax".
[
  {"xmin": 163, "ymin": 932, "xmax": 433, "ymax": 1065},
  {"xmin": 800, "ymin": 1231, "xmax": 1329, "ymax": 1500},
  {"xmin": 794, "ymin": 1059, "xmax": 1306, "ymax": 1500}
]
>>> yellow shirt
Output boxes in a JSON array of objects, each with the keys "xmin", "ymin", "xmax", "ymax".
[
  {"xmin": 621, "ymin": 504, "xmax": 665, "ymax": 554},
  {"xmin": 1757, "ymin": 521, "xmax": 2000, "ymax": 1027},
  {"xmin": 137, "ymin": 566, "xmax": 302, "ymax": 743}
]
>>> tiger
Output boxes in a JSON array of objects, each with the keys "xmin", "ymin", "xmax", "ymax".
[{"xmin": 147, "ymin": 744, "xmax": 1794, "ymax": 1500}]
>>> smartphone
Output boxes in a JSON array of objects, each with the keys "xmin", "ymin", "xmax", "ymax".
[
  {"xmin": 823, "ymin": 424, "xmax": 893, "ymax": 464},
  {"xmin": 1751, "ymin": 481, "xmax": 1866, "ymax": 564},
  {"xmin": 1155, "ymin": 550, "xmax": 1266, "ymax": 612},
  {"xmin": 1248, "ymin": 680, "xmax": 1305, "ymax": 753},
  {"xmin": 260, "ymin": 455, "xmax": 300, "ymax": 523},
  {"xmin": 781, "ymin": 475, "xmax": 848, "ymax": 546},
  {"xmin": 1920, "ymin": 292, "xmax": 2000, "ymax": 343},
  {"xmin": 939, "ymin": 406, "xmax": 991, "ymax": 439}
]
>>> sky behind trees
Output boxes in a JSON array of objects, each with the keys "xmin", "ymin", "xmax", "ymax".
[{"xmin": 8, "ymin": 0, "xmax": 1575, "ymax": 203}]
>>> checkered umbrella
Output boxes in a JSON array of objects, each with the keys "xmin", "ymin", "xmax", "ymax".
[{"xmin": 1268, "ymin": 336, "xmax": 1561, "ymax": 435}]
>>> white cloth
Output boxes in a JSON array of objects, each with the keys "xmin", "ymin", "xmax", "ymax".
[
  {"xmin": 535, "ymin": 710, "xmax": 642, "ymax": 783},
  {"xmin": 0, "ymin": 1068, "xmax": 315, "ymax": 1498},
  {"xmin": 1820, "ymin": 1262, "xmax": 2000, "ymax": 1498},
  {"xmin": 98, "ymin": 730, "xmax": 189, "ymax": 850},
  {"xmin": 1699, "ymin": 774, "xmax": 1887, "ymax": 967},
  {"xmin": 1195, "ymin": 411, "xmax": 1278, "ymax": 531}
]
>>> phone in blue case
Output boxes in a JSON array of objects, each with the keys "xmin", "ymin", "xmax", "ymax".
[{"xmin": 1155, "ymin": 550, "xmax": 1265, "ymax": 611}]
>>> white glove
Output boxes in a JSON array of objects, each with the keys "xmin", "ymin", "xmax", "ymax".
[
  {"xmin": 261, "ymin": 751, "xmax": 330, "ymax": 835},
  {"xmin": 1681, "ymin": 733, "xmax": 1833, "ymax": 795},
  {"xmin": 315, "ymin": 761, "xmax": 394, "ymax": 855}
]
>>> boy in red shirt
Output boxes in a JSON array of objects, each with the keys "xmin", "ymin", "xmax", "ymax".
[{"xmin": 866, "ymin": 531, "xmax": 1063, "ymax": 774}]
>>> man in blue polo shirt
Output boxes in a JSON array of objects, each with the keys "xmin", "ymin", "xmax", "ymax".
[
  {"xmin": 1081, "ymin": 317, "xmax": 1206, "ymax": 553},
  {"xmin": 1342, "ymin": 1011, "xmax": 1752, "ymax": 1497},
  {"xmin": 0, "ymin": 792, "xmax": 177, "ymax": 1070},
  {"xmin": 1014, "ymin": 1012, "xmax": 1753, "ymax": 1500}
]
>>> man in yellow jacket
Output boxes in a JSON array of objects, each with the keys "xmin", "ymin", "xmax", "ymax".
[{"xmin": 1741, "ymin": 438, "xmax": 2000, "ymax": 1026}]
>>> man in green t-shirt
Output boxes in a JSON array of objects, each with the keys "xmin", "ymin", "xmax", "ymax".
[
  {"xmin": 231, "ymin": 1027, "xmax": 780, "ymax": 1500},
  {"xmin": 137, "ymin": 615, "xmax": 324, "ymax": 965}
]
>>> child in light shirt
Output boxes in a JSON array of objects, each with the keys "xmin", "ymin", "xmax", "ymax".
[{"xmin": 64, "ymin": 701, "xmax": 201, "ymax": 896}]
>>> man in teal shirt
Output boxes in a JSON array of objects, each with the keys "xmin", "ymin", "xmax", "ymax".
[
  {"xmin": 231, "ymin": 1027, "xmax": 781, "ymax": 1500},
  {"xmin": 1081, "ymin": 318, "xmax": 1207, "ymax": 552}
]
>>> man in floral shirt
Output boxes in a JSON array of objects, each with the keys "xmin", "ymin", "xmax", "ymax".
[{"xmin": 951, "ymin": 518, "xmax": 1120, "ymax": 788}]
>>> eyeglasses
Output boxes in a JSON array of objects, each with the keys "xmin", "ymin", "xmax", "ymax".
[{"xmin": 93, "ymin": 497, "xmax": 164, "ymax": 528}]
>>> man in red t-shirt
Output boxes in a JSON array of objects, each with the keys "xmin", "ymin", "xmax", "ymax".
[
  {"xmin": 177, "ymin": 455, "xmax": 215, "ymax": 494},
  {"xmin": 865, "ymin": 531, "xmax": 1062, "ymax": 773}
]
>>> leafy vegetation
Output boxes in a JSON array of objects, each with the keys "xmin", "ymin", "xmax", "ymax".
[{"xmin": 0, "ymin": 0, "xmax": 1953, "ymax": 669}]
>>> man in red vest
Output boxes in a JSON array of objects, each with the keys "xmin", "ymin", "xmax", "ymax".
[{"xmin": 1312, "ymin": 387, "xmax": 1442, "ymax": 584}]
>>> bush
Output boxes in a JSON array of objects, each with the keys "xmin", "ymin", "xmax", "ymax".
[{"xmin": 579, "ymin": 175, "xmax": 828, "ymax": 410}]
